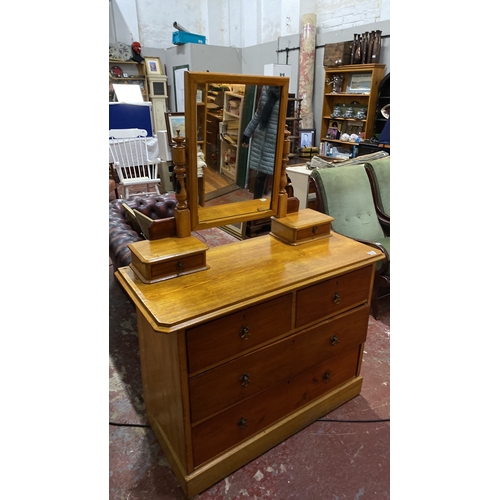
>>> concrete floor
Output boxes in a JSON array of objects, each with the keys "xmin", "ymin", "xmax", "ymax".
[{"xmin": 109, "ymin": 186, "xmax": 390, "ymax": 499}]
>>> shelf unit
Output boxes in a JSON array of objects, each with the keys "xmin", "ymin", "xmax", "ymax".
[
  {"xmin": 196, "ymin": 86, "xmax": 207, "ymax": 157},
  {"xmin": 320, "ymin": 64, "xmax": 385, "ymax": 156},
  {"xmin": 205, "ymin": 111, "xmax": 222, "ymax": 170},
  {"xmin": 204, "ymin": 84, "xmax": 225, "ymax": 171},
  {"xmin": 220, "ymin": 90, "xmax": 245, "ymax": 181},
  {"xmin": 109, "ymin": 60, "xmax": 149, "ymax": 102}
]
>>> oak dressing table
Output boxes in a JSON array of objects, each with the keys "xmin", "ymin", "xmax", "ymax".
[{"xmin": 115, "ymin": 71, "xmax": 384, "ymax": 498}]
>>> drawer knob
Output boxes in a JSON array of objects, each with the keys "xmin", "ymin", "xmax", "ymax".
[
  {"xmin": 323, "ymin": 371, "xmax": 331, "ymax": 382},
  {"xmin": 332, "ymin": 292, "xmax": 341, "ymax": 304},
  {"xmin": 330, "ymin": 334, "xmax": 339, "ymax": 346},
  {"xmin": 177, "ymin": 261, "xmax": 184, "ymax": 269},
  {"xmin": 240, "ymin": 325, "xmax": 250, "ymax": 341},
  {"xmin": 237, "ymin": 417, "xmax": 248, "ymax": 430},
  {"xmin": 312, "ymin": 225, "xmax": 318, "ymax": 235},
  {"xmin": 239, "ymin": 373, "xmax": 251, "ymax": 387}
]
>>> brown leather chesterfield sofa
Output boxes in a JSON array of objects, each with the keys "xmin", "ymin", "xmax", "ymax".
[{"xmin": 109, "ymin": 193, "xmax": 178, "ymax": 271}]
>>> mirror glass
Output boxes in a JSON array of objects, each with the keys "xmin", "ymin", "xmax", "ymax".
[{"xmin": 184, "ymin": 72, "xmax": 290, "ymax": 231}]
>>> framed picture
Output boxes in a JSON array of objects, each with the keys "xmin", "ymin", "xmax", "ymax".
[
  {"xmin": 299, "ymin": 128, "xmax": 316, "ymax": 148},
  {"xmin": 326, "ymin": 120, "xmax": 340, "ymax": 140},
  {"xmin": 166, "ymin": 112, "xmax": 185, "ymax": 145},
  {"xmin": 144, "ymin": 57, "xmax": 162, "ymax": 76},
  {"xmin": 346, "ymin": 73, "xmax": 371, "ymax": 93},
  {"xmin": 173, "ymin": 64, "xmax": 189, "ymax": 112}
]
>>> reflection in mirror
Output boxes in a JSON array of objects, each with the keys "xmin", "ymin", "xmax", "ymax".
[{"xmin": 185, "ymin": 72, "xmax": 289, "ymax": 231}]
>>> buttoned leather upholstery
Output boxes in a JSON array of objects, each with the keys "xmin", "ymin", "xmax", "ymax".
[{"xmin": 109, "ymin": 193, "xmax": 178, "ymax": 270}]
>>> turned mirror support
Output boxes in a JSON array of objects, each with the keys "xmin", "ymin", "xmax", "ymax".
[
  {"xmin": 172, "ymin": 131, "xmax": 192, "ymax": 237},
  {"xmin": 277, "ymin": 127, "xmax": 291, "ymax": 219}
]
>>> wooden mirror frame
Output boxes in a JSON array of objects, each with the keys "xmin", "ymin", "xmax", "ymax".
[{"xmin": 184, "ymin": 71, "xmax": 290, "ymax": 231}]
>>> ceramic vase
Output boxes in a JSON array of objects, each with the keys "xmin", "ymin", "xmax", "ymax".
[
  {"xmin": 351, "ymin": 34, "xmax": 358, "ymax": 64},
  {"xmin": 371, "ymin": 30, "xmax": 382, "ymax": 63},
  {"xmin": 353, "ymin": 34, "xmax": 361, "ymax": 64}
]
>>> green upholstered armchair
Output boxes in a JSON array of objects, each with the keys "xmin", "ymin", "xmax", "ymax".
[
  {"xmin": 310, "ymin": 163, "xmax": 390, "ymax": 319},
  {"xmin": 364, "ymin": 156, "xmax": 390, "ymax": 230}
]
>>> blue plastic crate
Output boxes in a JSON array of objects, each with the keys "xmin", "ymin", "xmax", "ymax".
[{"xmin": 172, "ymin": 31, "xmax": 206, "ymax": 45}]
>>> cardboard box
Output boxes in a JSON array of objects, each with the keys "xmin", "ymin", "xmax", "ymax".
[
  {"xmin": 172, "ymin": 31, "xmax": 206, "ymax": 45},
  {"xmin": 323, "ymin": 42, "xmax": 353, "ymax": 67}
]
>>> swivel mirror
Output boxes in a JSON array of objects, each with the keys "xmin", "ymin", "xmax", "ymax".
[{"xmin": 184, "ymin": 71, "xmax": 290, "ymax": 231}]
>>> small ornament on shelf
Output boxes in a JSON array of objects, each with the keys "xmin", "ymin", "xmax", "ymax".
[
  {"xmin": 110, "ymin": 65, "xmax": 123, "ymax": 78},
  {"xmin": 325, "ymin": 74, "xmax": 344, "ymax": 94},
  {"xmin": 131, "ymin": 41, "xmax": 144, "ymax": 63},
  {"xmin": 109, "ymin": 41, "xmax": 133, "ymax": 61},
  {"xmin": 331, "ymin": 105, "xmax": 342, "ymax": 118}
]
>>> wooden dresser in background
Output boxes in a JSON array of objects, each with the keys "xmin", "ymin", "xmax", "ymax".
[{"xmin": 116, "ymin": 231, "xmax": 383, "ymax": 498}]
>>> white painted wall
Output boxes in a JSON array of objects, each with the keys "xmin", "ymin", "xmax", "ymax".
[
  {"xmin": 110, "ymin": 0, "xmax": 389, "ymax": 49},
  {"xmin": 109, "ymin": 0, "xmax": 390, "ymax": 137},
  {"xmin": 109, "ymin": 0, "xmax": 140, "ymax": 45}
]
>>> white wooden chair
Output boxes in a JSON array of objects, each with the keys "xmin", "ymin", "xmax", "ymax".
[{"xmin": 109, "ymin": 128, "xmax": 161, "ymax": 198}]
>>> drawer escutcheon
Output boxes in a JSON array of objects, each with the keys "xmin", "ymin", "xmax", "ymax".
[
  {"xmin": 240, "ymin": 325, "xmax": 250, "ymax": 341},
  {"xmin": 239, "ymin": 373, "xmax": 251, "ymax": 387}
]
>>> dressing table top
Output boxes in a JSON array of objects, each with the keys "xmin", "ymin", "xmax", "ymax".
[{"xmin": 115, "ymin": 232, "xmax": 383, "ymax": 332}]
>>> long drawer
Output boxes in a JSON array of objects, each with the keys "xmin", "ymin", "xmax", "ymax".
[
  {"xmin": 189, "ymin": 305, "xmax": 369, "ymax": 424},
  {"xmin": 186, "ymin": 294, "xmax": 293, "ymax": 374},
  {"xmin": 295, "ymin": 265, "xmax": 372, "ymax": 327},
  {"xmin": 191, "ymin": 345, "xmax": 361, "ymax": 467}
]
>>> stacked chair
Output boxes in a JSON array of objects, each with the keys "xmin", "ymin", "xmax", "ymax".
[{"xmin": 109, "ymin": 128, "xmax": 162, "ymax": 198}]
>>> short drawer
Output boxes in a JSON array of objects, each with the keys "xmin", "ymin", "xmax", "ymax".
[
  {"xmin": 295, "ymin": 265, "xmax": 372, "ymax": 327},
  {"xmin": 186, "ymin": 294, "xmax": 293, "ymax": 374},
  {"xmin": 191, "ymin": 345, "xmax": 361, "ymax": 467},
  {"xmin": 295, "ymin": 223, "xmax": 331, "ymax": 241},
  {"xmin": 189, "ymin": 305, "xmax": 369, "ymax": 423},
  {"xmin": 148, "ymin": 253, "xmax": 207, "ymax": 280}
]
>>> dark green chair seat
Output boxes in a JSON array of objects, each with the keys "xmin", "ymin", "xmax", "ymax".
[{"xmin": 310, "ymin": 163, "xmax": 390, "ymax": 318}]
